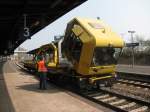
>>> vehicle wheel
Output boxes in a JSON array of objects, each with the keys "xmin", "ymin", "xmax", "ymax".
[{"xmin": 94, "ymin": 83, "xmax": 100, "ymax": 89}]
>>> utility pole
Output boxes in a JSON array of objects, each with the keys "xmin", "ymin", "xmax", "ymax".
[{"xmin": 128, "ymin": 30, "xmax": 135, "ymax": 68}]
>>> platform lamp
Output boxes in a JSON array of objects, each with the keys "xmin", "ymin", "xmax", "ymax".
[{"xmin": 128, "ymin": 30, "xmax": 136, "ymax": 68}]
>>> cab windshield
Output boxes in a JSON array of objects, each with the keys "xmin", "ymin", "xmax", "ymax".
[{"xmin": 91, "ymin": 47, "xmax": 122, "ymax": 66}]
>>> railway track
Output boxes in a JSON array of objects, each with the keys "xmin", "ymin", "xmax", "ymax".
[
  {"xmin": 117, "ymin": 79, "xmax": 150, "ymax": 89},
  {"xmin": 81, "ymin": 88, "xmax": 150, "ymax": 112},
  {"xmin": 117, "ymin": 72, "xmax": 150, "ymax": 84},
  {"xmin": 116, "ymin": 72, "xmax": 150, "ymax": 94},
  {"xmin": 16, "ymin": 63, "xmax": 150, "ymax": 112}
]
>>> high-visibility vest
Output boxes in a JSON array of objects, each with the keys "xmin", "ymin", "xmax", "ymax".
[{"xmin": 37, "ymin": 60, "xmax": 47, "ymax": 72}]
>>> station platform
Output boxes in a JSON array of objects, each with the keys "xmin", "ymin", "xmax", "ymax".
[
  {"xmin": 116, "ymin": 64, "xmax": 150, "ymax": 75},
  {"xmin": 0, "ymin": 61, "xmax": 109, "ymax": 112}
]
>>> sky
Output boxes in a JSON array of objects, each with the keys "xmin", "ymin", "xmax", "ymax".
[{"xmin": 19, "ymin": 0, "xmax": 150, "ymax": 51}]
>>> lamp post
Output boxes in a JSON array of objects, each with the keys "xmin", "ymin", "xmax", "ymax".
[
  {"xmin": 97, "ymin": 17, "xmax": 100, "ymax": 20},
  {"xmin": 128, "ymin": 30, "xmax": 135, "ymax": 68}
]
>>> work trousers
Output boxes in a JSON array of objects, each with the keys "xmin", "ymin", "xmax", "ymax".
[{"xmin": 39, "ymin": 72, "xmax": 47, "ymax": 89}]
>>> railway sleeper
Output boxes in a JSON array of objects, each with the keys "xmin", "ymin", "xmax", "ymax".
[
  {"xmin": 100, "ymin": 96, "xmax": 117, "ymax": 102},
  {"xmin": 129, "ymin": 106, "xmax": 148, "ymax": 112},
  {"xmin": 118, "ymin": 102, "xmax": 136, "ymax": 109},
  {"xmin": 109, "ymin": 99, "xmax": 126, "ymax": 105},
  {"xmin": 93, "ymin": 94, "xmax": 110, "ymax": 99},
  {"xmin": 117, "ymin": 79, "xmax": 150, "ymax": 89}
]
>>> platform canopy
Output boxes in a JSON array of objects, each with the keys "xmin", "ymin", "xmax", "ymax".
[
  {"xmin": 0, "ymin": 0, "xmax": 87, "ymax": 55},
  {"xmin": 27, "ymin": 48, "xmax": 40, "ymax": 55}
]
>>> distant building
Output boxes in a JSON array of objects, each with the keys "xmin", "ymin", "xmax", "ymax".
[{"xmin": 12, "ymin": 47, "xmax": 28, "ymax": 61}]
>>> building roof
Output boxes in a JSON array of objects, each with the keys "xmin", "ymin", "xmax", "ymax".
[
  {"xmin": 0, "ymin": 0, "xmax": 87, "ymax": 55},
  {"xmin": 14, "ymin": 47, "xmax": 27, "ymax": 53}
]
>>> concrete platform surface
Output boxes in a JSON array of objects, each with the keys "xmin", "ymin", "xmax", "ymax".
[
  {"xmin": 116, "ymin": 64, "xmax": 150, "ymax": 75},
  {"xmin": 1, "ymin": 61, "xmax": 107, "ymax": 112},
  {"xmin": 0, "ymin": 61, "xmax": 16, "ymax": 112}
]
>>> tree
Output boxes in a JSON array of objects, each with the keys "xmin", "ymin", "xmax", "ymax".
[{"xmin": 134, "ymin": 34, "xmax": 144, "ymax": 43}]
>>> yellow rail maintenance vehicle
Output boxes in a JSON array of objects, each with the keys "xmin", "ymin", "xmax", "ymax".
[
  {"xmin": 23, "ymin": 17, "xmax": 124, "ymax": 89},
  {"xmin": 37, "ymin": 40, "xmax": 71, "ymax": 74},
  {"xmin": 24, "ymin": 43, "xmax": 59, "ymax": 72},
  {"xmin": 62, "ymin": 17, "xmax": 124, "ymax": 89},
  {"xmin": 23, "ymin": 38, "xmax": 71, "ymax": 74}
]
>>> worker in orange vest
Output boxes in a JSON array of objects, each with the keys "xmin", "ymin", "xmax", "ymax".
[{"xmin": 37, "ymin": 56, "xmax": 48, "ymax": 90}]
